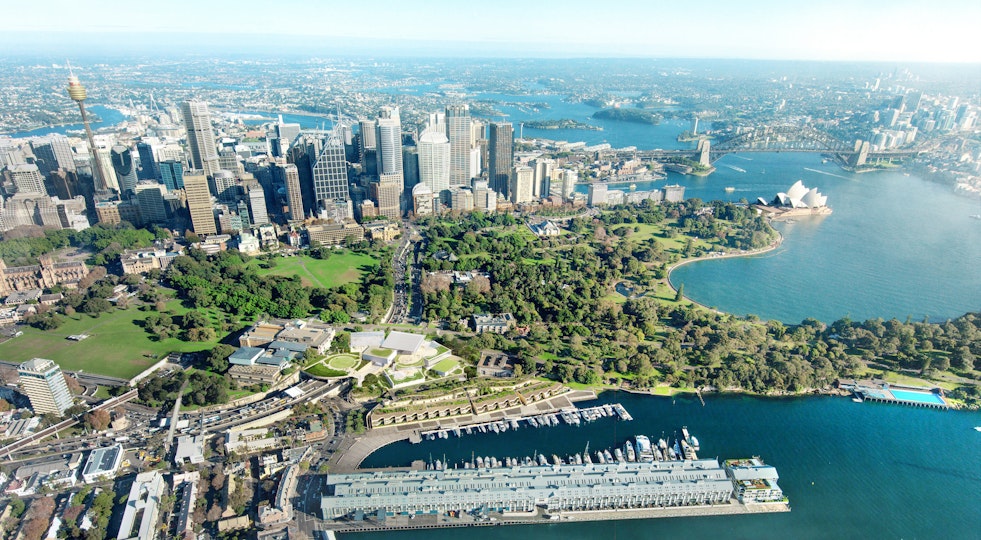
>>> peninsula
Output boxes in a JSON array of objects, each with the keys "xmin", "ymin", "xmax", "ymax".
[{"xmin": 524, "ymin": 118, "xmax": 602, "ymax": 131}]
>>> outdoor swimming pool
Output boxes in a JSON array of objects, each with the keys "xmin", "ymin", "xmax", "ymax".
[{"xmin": 889, "ymin": 389, "xmax": 946, "ymax": 406}]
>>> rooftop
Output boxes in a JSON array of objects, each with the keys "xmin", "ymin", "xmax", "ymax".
[{"xmin": 382, "ymin": 331, "xmax": 426, "ymax": 354}]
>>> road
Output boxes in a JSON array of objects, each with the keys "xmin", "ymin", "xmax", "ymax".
[{"xmin": 384, "ymin": 221, "xmax": 420, "ymax": 324}]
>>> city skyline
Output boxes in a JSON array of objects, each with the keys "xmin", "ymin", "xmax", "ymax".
[{"xmin": 3, "ymin": 0, "xmax": 980, "ymax": 63}]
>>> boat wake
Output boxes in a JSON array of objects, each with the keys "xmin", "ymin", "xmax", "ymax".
[
  {"xmin": 803, "ymin": 167, "xmax": 850, "ymax": 180},
  {"xmin": 723, "ymin": 165, "xmax": 747, "ymax": 173}
]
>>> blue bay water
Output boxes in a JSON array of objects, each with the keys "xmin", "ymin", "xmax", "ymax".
[
  {"xmin": 354, "ymin": 393, "xmax": 981, "ymax": 540},
  {"xmin": 664, "ymin": 153, "xmax": 981, "ymax": 324},
  {"xmin": 2, "ymin": 105, "xmax": 127, "ymax": 138}
]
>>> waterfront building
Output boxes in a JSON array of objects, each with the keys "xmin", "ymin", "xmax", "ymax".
[
  {"xmin": 118, "ymin": 471, "xmax": 165, "ymax": 540},
  {"xmin": 445, "ymin": 105, "xmax": 472, "ymax": 186},
  {"xmin": 664, "ymin": 184, "xmax": 686, "ymax": 203},
  {"xmin": 181, "ymin": 100, "xmax": 220, "ymax": 177},
  {"xmin": 550, "ymin": 169, "xmax": 577, "ymax": 200},
  {"xmin": 320, "ymin": 460, "xmax": 734, "ymax": 519},
  {"xmin": 18, "ymin": 358, "xmax": 73, "ymax": 416},
  {"xmin": 488, "ymin": 122, "xmax": 513, "ymax": 197},
  {"xmin": 723, "ymin": 458, "xmax": 785, "ymax": 503},
  {"xmin": 588, "ymin": 183, "xmax": 608, "ymax": 207},
  {"xmin": 418, "ymin": 129, "xmax": 450, "ymax": 194},
  {"xmin": 275, "ymin": 119, "xmax": 301, "ymax": 152},
  {"xmin": 510, "ymin": 166, "xmax": 534, "ymax": 204},
  {"xmin": 184, "ymin": 171, "xmax": 217, "ymax": 235}
]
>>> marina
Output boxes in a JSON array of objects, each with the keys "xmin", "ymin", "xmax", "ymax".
[{"xmin": 419, "ymin": 403, "xmax": 633, "ymax": 441}]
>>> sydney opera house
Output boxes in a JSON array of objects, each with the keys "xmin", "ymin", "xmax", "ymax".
[{"xmin": 756, "ymin": 180, "xmax": 831, "ymax": 219}]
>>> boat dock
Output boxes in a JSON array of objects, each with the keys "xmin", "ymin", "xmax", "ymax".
[
  {"xmin": 419, "ymin": 403, "xmax": 633, "ymax": 440},
  {"xmin": 837, "ymin": 379, "xmax": 949, "ymax": 410}
]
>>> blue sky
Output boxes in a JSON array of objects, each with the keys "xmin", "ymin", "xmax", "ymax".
[{"xmin": 6, "ymin": 0, "xmax": 981, "ymax": 62}]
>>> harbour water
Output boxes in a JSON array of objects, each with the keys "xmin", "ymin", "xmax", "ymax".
[
  {"xmin": 2, "ymin": 105, "xmax": 127, "ymax": 138},
  {"xmin": 355, "ymin": 392, "xmax": 981, "ymax": 539}
]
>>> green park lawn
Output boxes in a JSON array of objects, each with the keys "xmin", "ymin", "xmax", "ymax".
[
  {"xmin": 326, "ymin": 354, "xmax": 359, "ymax": 370},
  {"xmin": 0, "ymin": 300, "xmax": 220, "ymax": 380},
  {"xmin": 431, "ymin": 358, "xmax": 459, "ymax": 373},
  {"xmin": 251, "ymin": 252, "xmax": 377, "ymax": 289}
]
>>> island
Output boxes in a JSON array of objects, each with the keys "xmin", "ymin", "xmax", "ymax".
[
  {"xmin": 593, "ymin": 107, "xmax": 663, "ymax": 125},
  {"xmin": 524, "ymin": 118, "xmax": 603, "ymax": 131}
]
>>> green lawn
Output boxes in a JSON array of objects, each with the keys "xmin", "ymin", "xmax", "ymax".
[
  {"xmin": 250, "ymin": 252, "xmax": 377, "ymax": 288},
  {"xmin": 305, "ymin": 363, "xmax": 348, "ymax": 378},
  {"xmin": 432, "ymin": 358, "xmax": 459, "ymax": 373},
  {"xmin": 326, "ymin": 354, "xmax": 359, "ymax": 370},
  {"xmin": 0, "ymin": 300, "xmax": 219, "ymax": 379}
]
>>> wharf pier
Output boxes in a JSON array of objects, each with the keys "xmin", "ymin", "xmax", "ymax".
[{"xmin": 836, "ymin": 379, "xmax": 949, "ymax": 410}]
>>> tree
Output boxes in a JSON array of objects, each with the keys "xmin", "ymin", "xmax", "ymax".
[
  {"xmin": 674, "ymin": 283, "xmax": 685, "ymax": 302},
  {"xmin": 952, "ymin": 346, "xmax": 976, "ymax": 370},
  {"xmin": 206, "ymin": 345, "xmax": 235, "ymax": 372},
  {"xmin": 84, "ymin": 409, "xmax": 111, "ymax": 431}
]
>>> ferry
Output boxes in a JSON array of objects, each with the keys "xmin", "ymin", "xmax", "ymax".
[{"xmin": 725, "ymin": 186, "xmax": 736, "ymax": 192}]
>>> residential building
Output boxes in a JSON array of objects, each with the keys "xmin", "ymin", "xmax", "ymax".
[
  {"xmin": 510, "ymin": 166, "xmax": 534, "ymax": 204},
  {"xmin": 18, "ymin": 358, "xmax": 73, "ymax": 416},
  {"xmin": 184, "ymin": 170, "xmax": 217, "ymax": 235},
  {"xmin": 488, "ymin": 122, "xmax": 513, "ymax": 197},
  {"xmin": 118, "ymin": 471, "xmax": 166, "ymax": 540}
]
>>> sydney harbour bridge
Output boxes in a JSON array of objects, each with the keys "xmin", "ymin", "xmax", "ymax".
[{"xmin": 617, "ymin": 124, "xmax": 926, "ymax": 167}]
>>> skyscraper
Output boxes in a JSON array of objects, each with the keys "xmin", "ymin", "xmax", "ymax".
[
  {"xmin": 357, "ymin": 119, "xmax": 377, "ymax": 165},
  {"xmin": 135, "ymin": 181, "xmax": 168, "ymax": 224},
  {"xmin": 18, "ymin": 358, "xmax": 73, "ymax": 416},
  {"xmin": 66, "ymin": 66, "xmax": 109, "ymax": 194},
  {"xmin": 184, "ymin": 170, "xmax": 217, "ymax": 235},
  {"xmin": 282, "ymin": 163, "xmax": 304, "ymax": 222},
  {"xmin": 135, "ymin": 141, "xmax": 159, "ymax": 180},
  {"xmin": 110, "ymin": 145, "xmax": 139, "ymax": 196},
  {"xmin": 488, "ymin": 122, "xmax": 513, "ymax": 197},
  {"xmin": 160, "ymin": 160, "xmax": 184, "ymax": 191},
  {"xmin": 31, "ymin": 135, "xmax": 76, "ymax": 177},
  {"xmin": 417, "ymin": 129, "xmax": 450, "ymax": 194},
  {"xmin": 246, "ymin": 182, "xmax": 269, "ymax": 225},
  {"xmin": 375, "ymin": 107, "xmax": 403, "ymax": 177},
  {"xmin": 311, "ymin": 124, "xmax": 350, "ymax": 217},
  {"xmin": 510, "ymin": 166, "xmax": 534, "ymax": 204},
  {"xmin": 445, "ymin": 105, "xmax": 472, "ymax": 186},
  {"xmin": 181, "ymin": 100, "xmax": 220, "ymax": 177},
  {"xmin": 373, "ymin": 175, "xmax": 402, "ymax": 220}
]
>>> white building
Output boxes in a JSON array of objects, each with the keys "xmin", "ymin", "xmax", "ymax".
[
  {"xmin": 117, "ymin": 471, "xmax": 165, "ymax": 540},
  {"xmin": 418, "ymin": 128, "xmax": 450, "ymax": 193}
]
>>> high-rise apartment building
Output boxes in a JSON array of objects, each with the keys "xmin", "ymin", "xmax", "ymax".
[
  {"xmin": 417, "ymin": 129, "xmax": 450, "ymax": 194},
  {"xmin": 445, "ymin": 105, "xmax": 472, "ymax": 186},
  {"xmin": 18, "ymin": 358, "xmax": 73, "ymax": 416},
  {"xmin": 247, "ymin": 183, "xmax": 269, "ymax": 225},
  {"xmin": 183, "ymin": 170, "xmax": 217, "ymax": 235},
  {"xmin": 282, "ymin": 163, "xmax": 304, "ymax": 222},
  {"xmin": 510, "ymin": 166, "xmax": 534, "ymax": 204},
  {"xmin": 488, "ymin": 122, "xmax": 513, "ymax": 197},
  {"xmin": 181, "ymin": 100, "xmax": 220, "ymax": 177}
]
